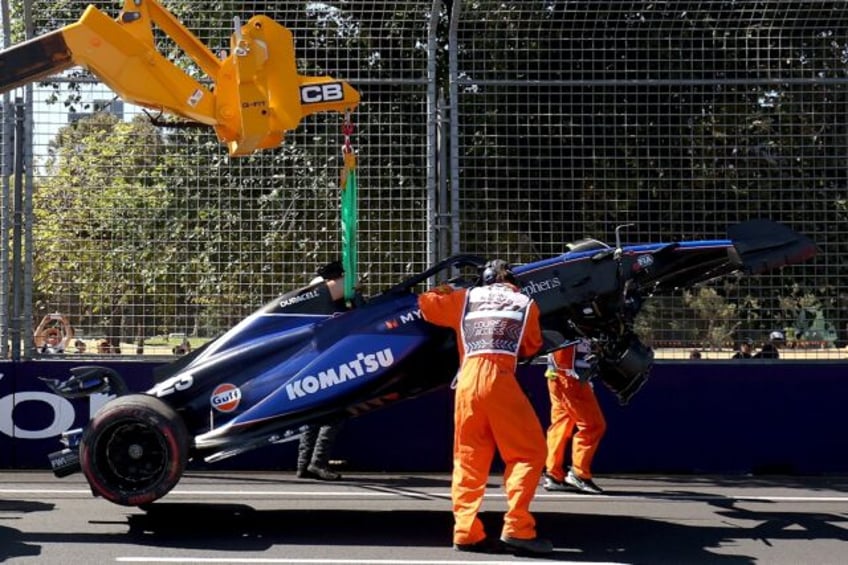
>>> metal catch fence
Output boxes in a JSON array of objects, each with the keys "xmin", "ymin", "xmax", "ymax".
[{"xmin": 1, "ymin": 0, "xmax": 846, "ymax": 360}]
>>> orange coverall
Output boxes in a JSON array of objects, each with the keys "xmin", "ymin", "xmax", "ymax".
[
  {"xmin": 418, "ymin": 282, "xmax": 546, "ymax": 546},
  {"xmin": 545, "ymin": 341, "xmax": 607, "ymax": 482}
]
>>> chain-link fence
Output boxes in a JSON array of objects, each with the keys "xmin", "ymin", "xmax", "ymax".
[{"xmin": 1, "ymin": 0, "xmax": 846, "ymax": 360}]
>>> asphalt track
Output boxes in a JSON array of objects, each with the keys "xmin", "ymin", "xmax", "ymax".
[{"xmin": 1, "ymin": 471, "xmax": 847, "ymax": 564}]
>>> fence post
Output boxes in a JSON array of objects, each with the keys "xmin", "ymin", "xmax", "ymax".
[
  {"xmin": 447, "ymin": 0, "xmax": 461, "ymax": 259},
  {"xmin": 0, "ymin": 0, "xmax": 11, "ymax": 360},
  {"xmin": 426, "ymin": 0, "xmax": 443, "ymax": 277},
  {"xmin": 10, "ymin": 98, "xmax": 24, "ymax": 360}
]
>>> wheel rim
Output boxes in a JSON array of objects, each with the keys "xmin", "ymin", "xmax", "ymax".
[{"xmin": 98, "ymin": 419, "xmax": 169, "ymax": 491}]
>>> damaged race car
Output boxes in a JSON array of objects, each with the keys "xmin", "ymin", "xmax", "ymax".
[{"xmin": 41, "ymin": 219, "xmax": 816, "ymax": 507}]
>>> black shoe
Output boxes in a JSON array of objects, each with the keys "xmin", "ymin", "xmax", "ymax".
[
  {"xmin": 296, "ymin": 468, "xmax": 317, "ymax": 479},
  {"xmin": 307, "ymin": 464, "xmax": 341, "ymax": 481},
  {"xmin": 500, "ymin": 535, "xmax": 554, "ymax": 555},
  {"xmin": 453, "ymin": 537, "xmax": 505, "ymax": 554}
]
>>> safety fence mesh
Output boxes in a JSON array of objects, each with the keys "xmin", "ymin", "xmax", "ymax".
[
  {"xmin": 1, "ymin": 0, "xmax": 846, "ymax": 359},
  {"xmin": 451, "ymin": 0, "xmax": 848, "ymax": 359}
]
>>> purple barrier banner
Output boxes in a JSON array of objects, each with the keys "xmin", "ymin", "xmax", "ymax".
[
  {"xmin": 3, "ymin": 359, "xmax": 848, "ymax": 474},
  {"xmin": 587, "ymin": 360, "xmax": 848, "ymax": 475},
  {"xmin": 1, "ymin": 360, "xmax": 156, "ymax": 470},
  {"xmin": 0, "ymin": 363, "xmax": 13, "ymax": 468}
]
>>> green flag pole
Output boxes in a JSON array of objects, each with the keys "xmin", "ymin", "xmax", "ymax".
[{"xmin": 341, "ymin": 113, "xmax": 357, "ymax": 303}]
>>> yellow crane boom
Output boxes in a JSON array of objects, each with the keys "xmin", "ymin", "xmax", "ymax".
[{"xmin": 0, "ymin": 0, "xmax": 360, "ymax": 156}]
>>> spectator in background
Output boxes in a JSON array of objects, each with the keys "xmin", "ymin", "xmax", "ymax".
[
  {"xmin": 40, "ymin": 328, "xmax": 65, "ymax": 355},
  {"xmin": 74, "ymin": 339, "xmax": 87, "ymax": 354},
  {"xmin": 173, "ymin": 337, "xmax": 192, "ymax": 356},
  {"xmin": 97, "ymin": 339, "xmax": 117, "ymax": 354},
  {"xmin": 689, "ymin": 350, "xmax": 702, "ymax": 360},
  {"xmin": 34, "ymin": 313, "xmax": 73, "ymax": 354},
  {"xmin": 754, "ymin": 331, "xmax": 785, "ymax": 359},
  {"xmin": 731, "ymin": 338, "xmax": 753, "ymax": 359}
]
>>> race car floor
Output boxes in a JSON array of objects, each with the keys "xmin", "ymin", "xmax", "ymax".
[{"xmin": 1, "ymin": 471, "xmax": 847, "ymax": 564}]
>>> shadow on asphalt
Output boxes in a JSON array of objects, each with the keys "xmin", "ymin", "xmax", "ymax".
[
  {"xmin": 114, "ymin": 499, "xmax": 848, "ymax": 564},
  {"xmin": 184, "ymin": 472, "xmax": 848, "ymax": 493},
  {"xmin": 3, "ymin": 477, "xmax": 848, "ymax": 564},
  {"xmin": 612, "ymin": 474, "xmax": 848, "ymax": 493},
  {"xmin": 0, "ymin": 499, "xmax": 55, "ymax": 562},
  {"xmin": 182, "ymin": 471, "xmax": 453, "ymax": 489}
]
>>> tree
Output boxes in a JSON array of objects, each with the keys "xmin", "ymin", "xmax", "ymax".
[
  {"xmin": 35, "ymin": 112, "xmax": 174, "ymax": 346},
  {"xmin": 683, "ymin": 287, "xmax": 740, "ymax": 351}
]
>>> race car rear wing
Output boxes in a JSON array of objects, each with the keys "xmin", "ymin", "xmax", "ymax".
[{"xmin": 0, "ymin": 0, "xmax": 360, "ymax": 156}]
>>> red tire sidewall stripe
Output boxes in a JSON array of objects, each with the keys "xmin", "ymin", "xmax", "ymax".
[{"xmin": 82, "ymin": 404, "xmax": 186, "ymax": 506}]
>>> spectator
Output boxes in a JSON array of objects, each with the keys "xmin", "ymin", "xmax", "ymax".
[
  {"xmin": 173, "ymin": 337, "xmax": 192, "ymax": 356},
  {"xmin": 754, "ymin": 331, "xmax": 784, "ymax": 359},
  {"xmin": 418, "ymin": 259, "xmax": 552, "ymax": 555},
  {"xmin": 74, "ymin": 339, "xmax": 87, "ymax": 354},
  {"xmin": 34, "ymin": 313, "xmax": 73, "ymax": 354},
  {"xmin": 689, "ymin": 350, "xmax": 702, "ymax": 360},
  {"xmin": 731, "ymin": 338, "xmax": 753, "ymax": 359},
  {"xmin": 40, "ymin": 328, "xmax": 65, "ymax": 354},
  {"xmin": 97, "ymin": 339, "xmax": 114, "ymax": 354},
  {"xmin": 543, "ymin": 338, "xmax": 606, "ymax": 495},
  {"xmin": 296, "ymin": 261, "xmax": 349, "ymax": 482}
]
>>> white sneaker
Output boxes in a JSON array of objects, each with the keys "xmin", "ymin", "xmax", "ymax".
[
  {"xmin": 542, "ymin": 473, "xmax": 570, "ymax": 491},
  {"xmin": 565, "ymin": 470, "xmax": 603, "ymax": 494}
]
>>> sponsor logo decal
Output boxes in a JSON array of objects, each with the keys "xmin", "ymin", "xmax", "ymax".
[
  {"xmin": 400, "ymin": 309, "xmax": 422, "ymax": 324},
  {"xmin": 300, "ymin": 83, "xmax": 344, "ymax": 104},
  {"xmin": 521, "ymin": 276, "xmax": 561, "ymax": 296},
  {"xmin": 634, "ymin": 254, "xmax": 654, "ymax": 271},
  {"xmin": 0, "ymin": 391, "xmax": 111, "ymax": 439},
  {"xmin": 286, "ymin": 348, "xmax": 395, "ymax": 400},
  {"xmin": 385, "ymin": 308, "xmax": 422, "ymax": 329},
  {"xmin": 279, "ymin": 288, "xmax": 320, "ymax": 308},
  {"xmin": 211, "ymin": 383, "xmax": 242, "ymax": 413}
]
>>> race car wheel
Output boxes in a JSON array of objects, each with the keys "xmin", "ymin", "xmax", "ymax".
[{"xmin": 80, "ymin": 394, "xmax": 189, "ymax": 507}]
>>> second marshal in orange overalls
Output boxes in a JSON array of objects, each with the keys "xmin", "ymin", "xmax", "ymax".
[{"xmin": 543, "ymin": 338, "xmax": 606, "ymax": 494}]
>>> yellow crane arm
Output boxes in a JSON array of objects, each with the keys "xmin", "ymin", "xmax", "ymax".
[{"xmin": 0, "ymin": 0, "xmax": 360, "ymax": 156}]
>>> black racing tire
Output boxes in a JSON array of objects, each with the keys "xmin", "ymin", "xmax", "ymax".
[{"xmin": 80, "ymin": 394, "xmax": 189, "ymax": 507}]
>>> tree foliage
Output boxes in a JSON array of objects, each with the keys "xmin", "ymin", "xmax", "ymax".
[{"xmin": 35, "ymin": 113, "xmax": 173, "ymax": 342}]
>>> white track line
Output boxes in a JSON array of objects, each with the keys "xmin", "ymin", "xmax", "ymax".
[
  {"xmin": 1, "ymin": 486, "xmax": 848, "ymax": 503},
  {"xmin": 115, "ymin": 557, "xmax": 615, "ymax": 565}
]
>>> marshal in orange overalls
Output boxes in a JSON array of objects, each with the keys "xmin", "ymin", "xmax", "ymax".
[
  {"xmin": 419, "ymin": 281, "xmax": 546, "ymax": 546},
  {"xmin": 545, "ymin": 341, "xmax": 607, "ymax": 483}
]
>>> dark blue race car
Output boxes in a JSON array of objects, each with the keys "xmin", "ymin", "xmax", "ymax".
[{"xmin": 42, "ymin": 219, "xmax": 816, "ymax": 506}]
